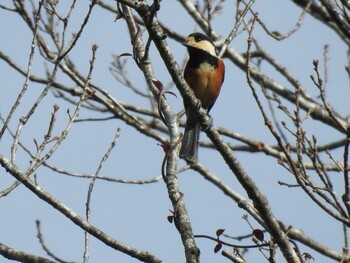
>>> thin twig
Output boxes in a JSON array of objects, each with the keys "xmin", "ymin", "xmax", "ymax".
[
  {"xmin": 3, "ymin": 0, "xmax": 44, "ymax": 154},
  {"xmin": 83, "ymin": 44, "xmax": 99, "ymax": 263},
  {"xmin": 254, "ymin": 0, "xmax": 313, "ymax": 40},
  {"xmin": 218, "ymin": 0, "xmax": 254, "ymax": 58},
  {"xmin": 84, "ymin": 128, "xmax": 120, "ymax": 262},
  {"xmin": 310, "ymin": 59, "xmax": 347, "ymax": 132},
  {"xmin": 36, "ymin": 220, "xmax": 76, "ymax": 263},
  {"xmin": 193, "ymin": 234, "xmax": 268, "ymax": 249}
]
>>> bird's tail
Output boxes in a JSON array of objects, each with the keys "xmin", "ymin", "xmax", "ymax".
[{"xmin": 180, "ymin": 115, "xmax": 200, "ymax": 162}]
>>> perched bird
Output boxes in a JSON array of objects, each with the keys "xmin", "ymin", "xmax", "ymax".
[{"xmin": 180, "ymin": 32, "xmax": 225, "ymax": 162}]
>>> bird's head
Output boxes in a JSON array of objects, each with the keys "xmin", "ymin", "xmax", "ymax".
[{"xmin": 182, "ymin": 32, "xmax": 216, "ymax": 57}]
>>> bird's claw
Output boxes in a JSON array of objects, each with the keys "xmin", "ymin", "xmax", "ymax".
[{"xmin": 201, "ymin": 114, "xmax": 213, "ymax": 131}]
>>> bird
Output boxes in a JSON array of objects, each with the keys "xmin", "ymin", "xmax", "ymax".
[{"xmin": 179, "ymin": 32, "xmax": 225, "ymax": 162}]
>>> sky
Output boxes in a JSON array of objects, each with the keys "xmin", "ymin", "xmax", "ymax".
[{"xmin": 0, "ymin": 0, "xmax": 349, "ymax": 262}]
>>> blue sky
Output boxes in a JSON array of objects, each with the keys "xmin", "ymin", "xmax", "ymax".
[{"xmin": 0, "ymin": 0, "xmax": 349, "ymax": 262}]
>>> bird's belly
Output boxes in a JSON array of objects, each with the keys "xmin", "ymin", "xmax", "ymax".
[{"xmin": 190, "ymin": 63, "xmax": 219, "ymax": 109}]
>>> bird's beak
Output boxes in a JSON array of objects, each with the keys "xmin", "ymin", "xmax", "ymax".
[{"xmin": 182, "ymin": 41, "xmax": 192, "ymax": 48}]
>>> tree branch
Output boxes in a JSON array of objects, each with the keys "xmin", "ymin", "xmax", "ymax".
[{"xmin": 0, "ymin": 154, "xmax": 162, "ymax": 263}]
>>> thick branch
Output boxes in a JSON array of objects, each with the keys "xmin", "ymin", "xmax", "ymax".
[
  {"xmin": 121, "ymin": 2, "xmax": 302, "ymax": 262},
  {"xmin": 120, "ymin": 4, "xmax": 200, "ymax": 263}
]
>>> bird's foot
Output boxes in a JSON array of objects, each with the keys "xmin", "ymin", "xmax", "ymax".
[
  {"xmin": 201, "ymin": 114, "xmax": 213, "ymax": 131},
  {"xmin": 194, "ymin": 100, "xmax": 202, "ymax": 111}
]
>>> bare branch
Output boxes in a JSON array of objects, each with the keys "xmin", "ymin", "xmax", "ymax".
[
  {"xmin": 0, "ymin": 154, "xmax": 163, "ymax": 262},
  {"xmin": 0, "ymin": 241, "xmax": 56, "ymax": 263}
]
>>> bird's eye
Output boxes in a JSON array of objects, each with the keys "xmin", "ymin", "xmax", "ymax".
[{"xmin": 194, "ymin": 35, "xmax": 203, "ymax": 42}]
